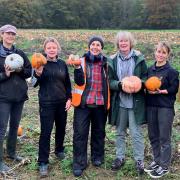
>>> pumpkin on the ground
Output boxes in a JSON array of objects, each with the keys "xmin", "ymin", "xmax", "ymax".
[
  {"xmin": 31, "ymin": 53, "xmax": 47, "ymax": 69},
  {"xmin": 121, "ymin": 76, "xmax": 142, "ymax": 93},
  {"xmin": 17, "ymin": 125, "xmax": 23, "ymax": 136},
  {"xmin": 66, "ymin": 54, "xmax": 81, "ymax": 65},
  {"xmin": 5, "ymin": 53, "xmax": 24, "ymax": 71},
  {"xmin": 145, "ymin": 76, "xmax": 161, "ymax": 91}
]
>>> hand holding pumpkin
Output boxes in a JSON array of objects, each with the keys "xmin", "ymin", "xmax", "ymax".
[
  {"xmin": 66, "ymin": 54, "xmax": 81, "ymax": 67},
  {"xmin": 157, "ymin": 89, "xmax": 168, "ymax": 94},
  {"xmin": 4, "ymin": 64, "xmax": 15, "ymax": 77},
  {"xmin": 35, "ymin": 66, "xmax": 44, "ymax": 76}
]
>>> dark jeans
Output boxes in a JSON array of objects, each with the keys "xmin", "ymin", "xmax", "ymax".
[
  {"xmin": 73, "ymin": 106, "xmax": 107, "ymax": 170},
  {"xmin": 0, "ymin": 101, "xmax": 24, "ymax": 159},
  {"xmin": 147, "ymin": 106, "xmax": 174, "ymax": 169},
  {"xmin": 38, "ymin": 102, "xmax": 67, "ymax": 164}
]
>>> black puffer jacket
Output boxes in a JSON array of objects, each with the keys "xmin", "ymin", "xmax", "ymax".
[
  {"xmin": 146, "ymin": 62, "xmax": 179, "ymax": 108},
  {"xmin": 0, "ymin": 44, "xmax": 32, "ymax": 102}
]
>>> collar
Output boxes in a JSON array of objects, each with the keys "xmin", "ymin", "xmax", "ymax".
[
  {"xmin": 0, "ymin": 43, "xmax": 16, "ymax": 57},
  {"xmin": 118, "ymin": 49, "xmax": 135, "ymax": 61},
  {"xmin": 152, "ymin": 61, "xmax": 170, "ymax": 71}
]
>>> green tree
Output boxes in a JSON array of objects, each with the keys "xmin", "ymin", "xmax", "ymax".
[{"xmin": 144, "ymin": 0, "xmax": 179, "ymax": 29}]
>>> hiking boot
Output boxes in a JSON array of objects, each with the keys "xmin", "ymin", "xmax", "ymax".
[
  {"xmin": 92, "ymin": 160, "xmax": 102, "ymax": 167},
  {"xmin": 55, "ymin": 152, "xmax": 65, "ymax": 160},
  {"xmin": 136, "ymin": 160, "xmax": 144, "ymax": 175},
  {"xmin": 7, "ymin": 155, "xmax": 23, "ymax": 162},
  {"xmin": 144, "ymin": 161, "xmax": 159, "ymax": 173},
  {"xmin": 73, "ymin": 169, "xmax": 83, "ymax": 177},
  {"xmin": 0, "ymin": 162, "xmax": 11, "ymax": 172},
  {"xmin": 39, "ymin": 163, "xmax": 48, "ymax": 178},
  {"xmin": 111, "ymin": 158, "xmax": 125, "ymax": 171},
  {"xmin": 149, "ymin": 166, "xmax": 169, "ymax": 178}
]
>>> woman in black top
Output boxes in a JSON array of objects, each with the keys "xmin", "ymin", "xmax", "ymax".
[
  {"xmin": 34, "ymin": 37, "xmax": 72, "ymax": 178},
  {"xmin": 0, "ymin": 24, "xmax": 32, "ymax": 172},
  {"xmin": 144, "ymin": 42, "xmax": 179, "ymax": 178}
]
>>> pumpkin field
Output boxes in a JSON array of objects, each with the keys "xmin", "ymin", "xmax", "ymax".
[{"xmin": 1, "ymin": 30, "xmax": 180, "ymax": 180}]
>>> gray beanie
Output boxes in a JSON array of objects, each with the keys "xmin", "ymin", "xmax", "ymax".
[{"xmin": 88, "ymin": 36, "xmax": 104, "ymax": 49}]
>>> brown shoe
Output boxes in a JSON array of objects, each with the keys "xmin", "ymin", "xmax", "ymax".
[{"xmin": 111, "ymin": 158, "xmax": 125, "ymax": 171}]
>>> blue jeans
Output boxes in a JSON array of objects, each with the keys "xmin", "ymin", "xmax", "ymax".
[
  {"xmin": 116, "ymin": 107, "xmax": 144, "ymax": 161},
  {"xmin": 0, "ymin": 101, "xmax": 24, "ymax": 159}
]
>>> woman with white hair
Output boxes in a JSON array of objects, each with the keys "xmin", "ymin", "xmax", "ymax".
[
  {"xmin": 108, "ymin": 31, "xmax": 147, "ymax": 174},
  {"xmin": 0, "ymin": 24, "xmax": 31, "ymax": 172}
]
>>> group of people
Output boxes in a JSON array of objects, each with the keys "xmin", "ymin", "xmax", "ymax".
[{"xmin": 0, "ymin": 24, "xmax": 179, "ymax": 179}]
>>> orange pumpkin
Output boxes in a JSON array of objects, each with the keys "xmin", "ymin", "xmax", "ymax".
[
  {"xmin": 66, "ymin": 54, "xmax": 81, "ymax": 66},
  {"xmin": 31, "ymin": 53, "xmax": 47, "ymax": 69},
  {"xmin": 17, "ymin": 126, "xmax": 23, "ymax": 136},
  {"xmin": 121, "ymin": 76, "xmax": 142, "ymax": 93},
  {"xmin": 145, "ymin": 76, "xmax": 161, "ymax": 91}
]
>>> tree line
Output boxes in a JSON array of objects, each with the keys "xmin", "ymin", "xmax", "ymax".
[{"xmin": 0, "ymin": 0, "xmax": 179, "ymax": 29}]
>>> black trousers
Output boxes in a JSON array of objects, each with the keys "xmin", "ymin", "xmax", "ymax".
[
  {"xmin": 73, "ymin": 105, "xmax": 107, "ymax": 170},
  {"xmin": 38, "ymin": 102, "xmax": 67, "ymax": 164},
  {"xmin": 0, "ymin": 101, "xmax": 24, "ymax": 159},
  {"xmin": 147, "ymin": 106, "xmax": 174, "ymax": 169}
]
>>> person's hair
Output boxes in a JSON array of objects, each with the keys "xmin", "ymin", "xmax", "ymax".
[
  {"xmin": 155, "ymin": 41, "xmax": 172, "ymax": 56},
  {"xmin": 115, "ymin": 31, "xmax": 136, "ymax": 50},
  {"xmin": 43, "ymin": 37, "xmax": 61, "ymax": 52}
]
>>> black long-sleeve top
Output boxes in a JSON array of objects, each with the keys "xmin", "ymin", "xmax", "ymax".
[
  {"xmin": 35, "ymin": 59, "xmax": 72, "ymax": 105},
  {"xmin": 146, "ymin": 62, "xmax": 179, "ymax": 108}
]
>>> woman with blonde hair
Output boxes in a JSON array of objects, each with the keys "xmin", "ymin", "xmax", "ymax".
[
  {"xmin": 108, "ymin": 31, "xmax": 147, "ymax": 174},
  {"xmin": 33, "ymin": 37, "xmax": 72, "ymax": 177},
  {"xmin": 145, "ymin": 42, "xmax": 179, "ymax": 178}
]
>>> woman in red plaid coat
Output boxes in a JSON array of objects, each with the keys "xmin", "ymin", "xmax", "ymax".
[{"xmin": 72, "ymin": 36, "xmax": 110, "ymax": 177}]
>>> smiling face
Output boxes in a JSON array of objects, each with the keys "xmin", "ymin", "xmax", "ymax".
[
  {"xmin": 44, "ymin": 42, "xmax": 58, "ymax": 60},
  {"xmin": 89, "ymin": 41, "xmax": 102, "ymax": 56},
  {"xmin": 118, "ymin": 38, "xmax": 131, "ymax": 55},
  {"xmin": 155, "ymin": 45, "xmax": 169, "ymax": 64},
  {"xmin": 1, "ymin": 32, "xmax": 16, "ymax": 48}
]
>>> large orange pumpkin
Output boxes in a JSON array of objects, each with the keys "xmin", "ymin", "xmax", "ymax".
[
  {"xmin": 17, "ymin": 125, "xmax": 23, "ymax": 136},
  {"xmin": 121, "ymin": 76, "xmax": 142, "ymax": 93},
  {"xmin": 66, "ymin": 54, "xmax": 81, "ymax": 66},
  {"xmin": 145, "ymin": 76, "xmax": 161, "ymax": 91},
  {"xmin": 31, "ymin": 53, "xmax": 47, "ymax": 69}
]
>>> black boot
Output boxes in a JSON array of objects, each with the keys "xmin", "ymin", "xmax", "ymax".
[
  {"xmin": 6, "ymin": 134, "xmax": 23, "ymax": 162},
  {"xmin": 0, "ymin": 141, "xmax": 10, "ymax": 172}
]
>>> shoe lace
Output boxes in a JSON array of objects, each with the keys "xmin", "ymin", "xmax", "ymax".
[
  {"xmin": 114, "ymin": 158, "xmax": 123, "ymax": 164},
  {"xmin": 150, "ymin": 161, "xmax": 156, "ymax": 166},
  {"xmin": 156, "ymin": 166, "xmax": 163, "ymax": 173},
  {"xmin": 137, "ymin": 160, "xmax": 144, "ymax": 169}
]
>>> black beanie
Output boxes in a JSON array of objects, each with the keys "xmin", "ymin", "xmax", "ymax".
[{"xmin": 88, "ymin": 36, "xmax": 104, "ymax": 49}]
